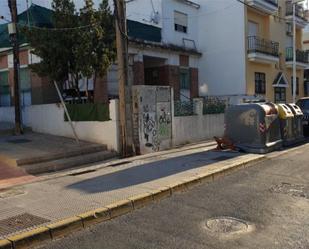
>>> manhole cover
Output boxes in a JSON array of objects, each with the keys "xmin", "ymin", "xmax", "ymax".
[
  {"xmin": 7, "ymin": 139, "xmax": 31, "ymax": 144},
  {"xmin": 270, "ymin": 182, "xmax": 308, "ymax": 199},
  {"xmin": 205, "ymin": 217, "xmax": 252, "ymax": 235},
  {"xmin": 0, "ymin": 213, "xmax": 50, "ymax": 237}
]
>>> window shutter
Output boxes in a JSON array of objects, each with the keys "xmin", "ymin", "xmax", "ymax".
[{"xmin": 174, "ymin": 11, "xmax": 187, "ymax": 27}]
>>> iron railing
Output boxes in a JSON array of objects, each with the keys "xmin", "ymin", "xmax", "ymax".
[
  {"xmin": 286, "ymin": 47, "xmax": 309, "ymax": 64},
  {"xmin": 247, "ymin": 36, "xmax": 279, "ymax": 57},
  {"xmin": 203, "ymin": 97, "xmax": 226, "ymax": 115},
  {"xmin": 286, "ymin": 1, "xmax": 306, "ymax": 20},
  {"xmin": 174, "ymin": 100, "xmax": 196, "ymax": 116}
]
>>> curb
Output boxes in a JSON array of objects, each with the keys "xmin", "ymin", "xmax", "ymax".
[{"xmin": 1, "ymin": 150, "xmax": 291, "ymax": 249}]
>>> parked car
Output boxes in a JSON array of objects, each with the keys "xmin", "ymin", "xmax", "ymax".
[{"xmin": 296, "ymin": 97, "xmax": 309, "ymax": 136}]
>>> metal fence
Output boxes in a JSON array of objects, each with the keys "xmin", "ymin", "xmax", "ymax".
[
  {"xmin": 286, "ymin": 47, "xmax": 309, "ymax": 64},
  {"xmin": 247, "ymin": 36, "xmax": 279, "ymax": 57},
  {"xmin": 174, "ymin": 100, "xmax": 196, "ymax": 117},
  {"xmin": 203, "ymin": 97, "xmax": 226, "ymax": 115}
]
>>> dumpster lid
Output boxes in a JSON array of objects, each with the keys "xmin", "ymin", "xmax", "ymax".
[
  {"xmin": 278, "ymin": 104, "xmax": 294, "ymax": 119},
  {"xmin": 287, "ymin": 103, "xmax": 303, "ymax": 116},
  {"xmin": 259, "ymin": 102, "xmax": 278, "ymax": 115}
]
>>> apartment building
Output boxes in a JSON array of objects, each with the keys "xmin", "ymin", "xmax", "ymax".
[
  {"xmin": 198, "ymin": 0, "xmax": 308, "ymax": 103},
  {"xmin": 120, "ymin": 0, "xmax": 201, "ymax": 101},
  {"xmin": 0, "ymin": 0, "xmax": 202, "ymax": 108}
]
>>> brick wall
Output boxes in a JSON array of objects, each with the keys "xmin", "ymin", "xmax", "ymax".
[
  {"xmin": 94, "ymin": 74, "xmax": 108, "ymax": 104},
  {"xmin": 30, "ymin": 72, "xmax": 43, "ymax": 104},
  {"xmin": 0, "ymin": 54, "xmax": 8, "ymax": 69},
  {"xmin": 30, "ymin": 73, "xmax": 59, "ymax": 105},
  {"xmin": 19, "ymin": 50, "xmax": 29, "ymax": 66}
]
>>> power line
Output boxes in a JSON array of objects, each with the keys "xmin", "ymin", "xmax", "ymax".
[{"xmin": 17, "ymin": 21, "xmax": 101, "ymax": 31}]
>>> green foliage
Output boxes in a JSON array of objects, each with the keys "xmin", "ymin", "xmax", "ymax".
[
  {"xmin": 64, "ymin": 103, "xmax": 110, "ymax": 121},
  {"xmin": 22, "ymin": 0, "xmax": 115, "ymax": 94}
]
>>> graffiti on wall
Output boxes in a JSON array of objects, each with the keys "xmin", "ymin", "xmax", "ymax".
[
  {"xmin": 134, "ymin": 86, "xmax": 172, "ymax": 154},
  {"xmin": 142, "ymin": 105, "xmax": 160, "ymax": 151},
  {"xmin": 158, "ymin": 105, "xmax": 171, "ymax": 139}
]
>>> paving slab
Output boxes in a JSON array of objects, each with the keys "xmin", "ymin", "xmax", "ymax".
[
  {"xmin": 0, "ymin": 162, "xmax": 37, "ymax": 190},
  {"xmin": 0, "ymin": 132, "xmax": 98, "ymax": 165},
  {"xmin": 0, "ymin": 141, "xmax": 264, "ymax": 241}
]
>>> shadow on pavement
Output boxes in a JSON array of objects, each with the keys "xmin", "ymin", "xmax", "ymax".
[{"xmin": 67, "ymin": 150, "xmax": 241, "ymax": 193}]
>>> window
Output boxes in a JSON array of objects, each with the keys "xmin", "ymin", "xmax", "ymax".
[
  {"xmin": 291, "ymin": 77, "xmax": 299, "ymax": 95},
  {"xmin": 180, "ymin": 69, "xmax": 190, "ymax": 101},
  {"xmin": 286, "ymin": 23, "xmax": 292, "ymax": 36},
  {"xmin": 255, "ymin": 72, "xmax": 266, "ymax": 94},
  {"xmin": 174, "ymin": 11, "xmax": 188, "ymax": 33},
  {"xmin": 274, "ymin": 87, "xmax": 286, "ymax": 103},
  {"xmin": 0, "ymin": 71, "xmax": 10, "ymax": 107},
  {"xmin": 248, "ymin": 21, "xmax": 258, "ymax": 37},
  {"xmin": 304, "ymin": 81, "xmax": 309, "ymax": 96}
]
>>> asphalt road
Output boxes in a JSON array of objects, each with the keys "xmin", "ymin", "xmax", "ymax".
[{"xmin": 38, "ymin": 145, "xmax": 309, "ymax": 249}]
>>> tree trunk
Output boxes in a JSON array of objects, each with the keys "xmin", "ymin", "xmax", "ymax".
[
  {"xmin": 93, "ymin": 72, "xmax": 97, "ymax": 98},
  {"xmin": 74, "ymin": 74, "xmax": 81, "ymax": 102},
  {"xmin": 86, "ymin": 77, "xmax": 89, "ymax": 102}
]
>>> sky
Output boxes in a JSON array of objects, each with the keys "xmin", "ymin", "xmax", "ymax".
[
  {"xmin": 1, "ymin": 0, "xmax": 309, "ymax": 24},
  {"xmin": 0, "ymin": 0, "xmax": 102, "ymax": 24}
]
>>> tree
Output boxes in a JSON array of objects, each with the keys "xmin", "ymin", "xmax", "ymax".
[
  {"xmin": 22, "ymin": 0, "xmax": 115, "ymax": 102},
  {"xmin": 78, "ymin": 0, "xmax": 116, "ymax": 101}
]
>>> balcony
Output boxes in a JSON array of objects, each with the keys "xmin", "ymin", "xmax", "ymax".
[
  {"xmin": 247, "ymin": 36, "xmax": 279, "ymax": 64},
  {"xmin": 286, "ymin": 47, "xmax": 309, "ymax": 69},
  {"xmin": 285, "ymin": 1, "xmax": 307, "ymax": 29},
  {"xmin": 246, "ymin": 0, "xmax": 278, "ymax": 15}
]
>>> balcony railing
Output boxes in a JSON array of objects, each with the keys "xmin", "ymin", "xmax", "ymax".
[
  {"xmin": 286, "ymin": 47, "xmax": 309, "ymax": 64},
  {"xmin": 247, "ymin": 36, "xmax": 279, "ymax": 57},
  {"xmin": 286, "ymin": 1, "xmax": 306, "ymax": 20}
]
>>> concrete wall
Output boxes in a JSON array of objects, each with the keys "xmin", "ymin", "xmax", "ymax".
[
  {"xmin": 0, "ymin": 100, "xmax": 120, "ymax": 152},
  {"xmin": 172, "ymin": 113, "xmax": 224, "ymax": 146},
  {"xmin": 171, "ymin": 98, "xmax": 224, "ymax": 146}
]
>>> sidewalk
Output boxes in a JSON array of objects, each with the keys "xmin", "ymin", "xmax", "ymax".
[
  {"xmin": 0, "ymin": 132, "xmax": 115, "ymax": 177},
  {"xmin": 0, "ymin": 141, "xmax": 265, "ymax": 248},
  {"xmin": 0, "ymin": 162, "xmax": 37, "ymax": 190}
]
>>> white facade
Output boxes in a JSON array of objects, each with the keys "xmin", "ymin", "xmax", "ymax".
[
  {"xmin": 125, "ymin": 0, "xmax": 200, "ymax": 49},
  {"xmin": 196, "ymin": 0, "xmax": 246, "ymax": 97},
  {"xmin": 161, "ymin": 0, "xmax": 200, "ymax": 49},
  {"xmin": 124, "ymin": 0, "xmax": 247, "ymax": 97},
  {"xmin": 125, "ymin": 0, "xmax": 163, "ymax": 27}
]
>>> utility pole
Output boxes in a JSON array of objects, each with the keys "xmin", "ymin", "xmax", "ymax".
[
  {"xmin": 113, "ymin": 0, "xmax": 134, "ymax": 157},
  {"xmin": 292, "ymin": 0, "xmax": 305, "ymax": 103},
  {"xmin": 293, "ymin": 1, "xmax": 297, "ymax": 103},
  {"xmin": 8, "ymin": 0, "xmax": 22, "ymax": 135}
]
